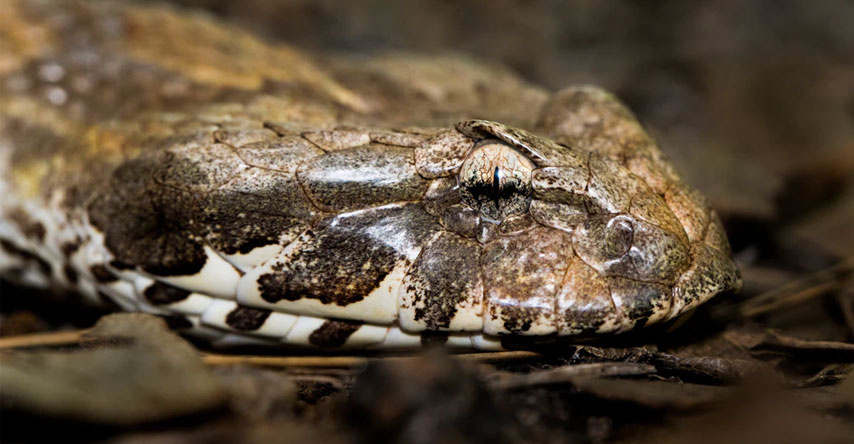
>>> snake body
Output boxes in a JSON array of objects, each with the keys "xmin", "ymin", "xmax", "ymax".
[{"xmin": 0, "ymin": 0, "xmax": 740, "ymax": 350}]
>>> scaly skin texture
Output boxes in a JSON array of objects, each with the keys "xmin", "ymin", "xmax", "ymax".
[{"xmin": 0, "ymin": 0, "xmax": 740, "ymax": 350}]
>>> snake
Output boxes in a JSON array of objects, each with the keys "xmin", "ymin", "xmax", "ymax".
[{"xmin": 0, "ymin": 0, "xmax": 740, "ymax": 350}]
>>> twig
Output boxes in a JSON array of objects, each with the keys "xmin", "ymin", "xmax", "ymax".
[
  {"xmin": 762, "ymin": 330, "xmax": 854, "ymax": 355},
  {"xmin": 0, "ymin": 327, "xmax": 541, "ymax": 366},
  {"xmin": 445, "ymin": 350, "xmax": 541, "ymax": 362},
  {"xmin": 0, "ymin": 329, "xmax": 88, "ymax": 349},
  {"xmin": 201, "ymin": 354, "xmax": 369, "ymax": 368},
  {"xmin": 732, "ymin": 257, "xmax": 854, "ymax": 318},
  {"xmin": 488, "ymin": 362, "xmax": 655, "ymax": 389},
  {"xmin": 201, "ymin": 350, "xmax": 541, "ymax": 368}
]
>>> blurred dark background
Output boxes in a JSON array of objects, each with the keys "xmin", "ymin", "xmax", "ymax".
[{"xmin": 153, "ymin": 0, "xmax": 854, "ymax": 258}]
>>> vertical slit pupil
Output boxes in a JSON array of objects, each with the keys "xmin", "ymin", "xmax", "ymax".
[{"xmin": 492, "ymin": 166, "xmax": 501, "ymax": 203}]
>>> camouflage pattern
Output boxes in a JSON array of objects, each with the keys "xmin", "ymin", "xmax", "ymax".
[{"xmin": 0, "ymin": 0, "xmax": 740, "ymax": 349}]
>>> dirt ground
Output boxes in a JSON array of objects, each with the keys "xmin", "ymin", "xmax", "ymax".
[{"xmin": 1, "ymin": 1, "xmax": 852, "ymax": 443}]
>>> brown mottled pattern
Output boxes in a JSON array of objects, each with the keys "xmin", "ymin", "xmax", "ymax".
[
  {"xmin": 422, "ymin": 177, "xmax": 462, "ymax": 216},
  {"xmin": 497, "ymin": 213, "xmax": 537, "ymax": 235},
  {"xmin": 608, "ymin": 277, "xmax": 672, "ymax": 328},
  {"xmin": 298, "ymin": 144, "xmax": 428, "ymax": 212},
  {"xmin": 665, "ymin": 184, "xmax": 710, "ymax": 243},
  {"xmin": 529, "ymin": 200, "xmax": 587, "ymax": 233},
  {"xmin": 370, "ymin": 130, "xmax": 430, "ymax": 148},
  {"xmin": 557, "ymin": 255, "xmax": 620, "ymax": 334},
  {"xmin": 531, "ymin": 164, "xmax": 590, "ymax": 205},
  {"xmin": 257, "ymin": 204, "xmax": 440, "ymax": 306},
  {"xmin": 414, "ymin": 129, "xmax": 473, "ymax": 178},
  {"xmin": 302, "ymin": 129, "xmax": 371, "ymax": 152},
  {"xmin": 87, "ymin": 156, "xmax": 209, "ymax": 276},
  {"xmin": 586, "ymin": 154, "xmax": 645, "ymax": 214},
  {"xmin": 571, "ymin": 214, "xmax": 690, "ymax": 285},
  {"xmin": 536, "ymin": 86, "xmax": 681, "ymax": 195},
  {"xmin": 204, "ymin": 167, "xmax": 319, "ymax": 256},
  {"xmin": 670, "ymin": 244, "xmax": 741, "ymax": 317},
  {"xmin": 457, "ymin": 119, "xmax": 587, "ymax": 168},
  {"xmin": 439, "ymin": 205, "xmax": 480, "ymax": 238},
  {"xmin": 629, "ymin": 191, "xmax": 688, "ymax": 245},
  {"xmin": 0, "ymin": 0, "xmax": 740, "ymax": 344},
  {"xmin": 404, "ymin": 232, "xmax": 483, "ymax": 330},
  {"xmin": 481, "ymin": 228, "xmax": 574, "ymax": 335},
  {"xmin": 704, "ymin": 211, "xmax": 732, "ymax": 256}
]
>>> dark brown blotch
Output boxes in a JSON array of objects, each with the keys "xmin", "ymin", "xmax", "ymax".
[
  {"xmin": 608, "ymin": 277, "xmax": 671, "ymax": 328},
  {"xmin": 420, "ymin": 331, "xmax": 450, "ymax": 347},
  {"xmin": 498, "ymin": 305, "xmax": 534, "ymax": 332},
  {"xmin": 201, "ymin": 167, "xmax": 317, "ymax": 256},
  {"xmin": 143, "ymin": 281, "xmax": 191, "ymax": 305},
  {"xmin": 563, "ymin": 307, "xmax": 608, "ymax": 334},
  {"xmin": 88, "ymin": 155, "xmax": 208, "ymax": 276},
  {"xmin": 0, "ymin": 239, "xmax": 51, "ymax": 275},
  {"xmin": 109, "ymin": 260, "xmax": 135, "ymax": 270},
  {"xmin": 258, "ymin": 204, "xmax": 439, "ymax": 307},
  {"xmin": 408, "ymin": 232, "xmax": 482, "ymax": 329},
  {"xmin": 225, "ymin": 306, "xmax": 272, "ymax": 331},
  {"xmin": 160, "ymin": 315, "xmax": 194, "ymax": 330},
  {"xmin": 90, "ymin": 264, "xmax": 119, "ymax": 283},
  {"xmin": 7, "ymin": 208, "xmax": 46, "ymax": 243},
  {"xmin": 308, "ymin": 319, "xmax": 364, "ymax": 348},
  {"xmin": 60, "ymin": 240, "xmax": 81, "ymax": 259},
  {"xmin": 63, "ymin": 264, "xmax": 79, "ymax": 284},
  {"xmin": 96, "ymin": 291, "xmax": 123, "ymax": 312}
]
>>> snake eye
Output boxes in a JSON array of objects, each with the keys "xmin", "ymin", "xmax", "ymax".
[
  {"xmin": 603, "ymin": 215, "xmax": 634, "ymax": 259},
  {"xmin": 459, "ymin": 139, "xmax": 534, "ymax": 220}
]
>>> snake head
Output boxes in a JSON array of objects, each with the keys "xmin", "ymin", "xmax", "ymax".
[
  {"xmin": 414, "ymin": 86, "xmax": 740, "ymax": 336},
  {"xmin": 453, "ymin": 118, "xmax": 693, "ymax": 286}
]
